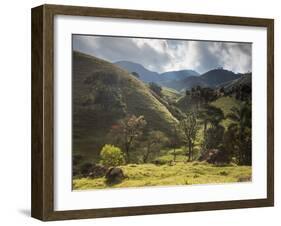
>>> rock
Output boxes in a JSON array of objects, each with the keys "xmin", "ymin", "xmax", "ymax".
[{"xmin": 105, "ymin": 167, "xmax": 125, "ymax": 185}]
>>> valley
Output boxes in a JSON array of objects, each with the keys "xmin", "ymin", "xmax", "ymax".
[{"xmin": 72, "ymin": 51, "xmax": 252, "ymax": 189}]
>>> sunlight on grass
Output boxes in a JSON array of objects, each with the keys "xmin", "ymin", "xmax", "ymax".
[
  {"xmin": 73, "ymin": 162, "xmax": 251, "ymax": 190},
  {"xmin": 211, "ymin": 96, "xmax": 240, "ymax": 128}
]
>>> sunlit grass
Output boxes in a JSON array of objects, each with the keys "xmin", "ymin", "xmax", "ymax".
[
  {"xmin": 73, "ymin": 161, "xmax": 251, "ymax": 190},
  {"xmin": 210, "ymin": 96, "xmax": 240, "ymax": 128}
]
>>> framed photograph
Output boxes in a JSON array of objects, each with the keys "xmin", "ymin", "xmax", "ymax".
[{"xmin": 31, "ymin": 4, "xmax": 274, "ymax": 221}]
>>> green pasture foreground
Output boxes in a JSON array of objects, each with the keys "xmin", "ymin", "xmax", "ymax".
[{"xmin": 73, "ymin": 162, "xmax": 251, "ymax": 190}]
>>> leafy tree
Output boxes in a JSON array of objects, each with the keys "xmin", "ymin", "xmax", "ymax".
[
  {"xmin": 240, "ymin": 84, "xmax": 251, "ymax": 101},
  {"xmin": 142, "ymin": 131, "xmax": 168, "ymax": 163},
  {"xmin": 180, "ymin": 112, "xmax": 199, "ymax": 161},
  {"xmin": 203, "ymin": 125, "xmax": 225, "ymax": 150},
  {"xmin": 199, "ymin": 105, "xmax": 224, "ymax": 135},
  {"xmin": 100, "ymin": 144, "xmax": 125, "ymax": 167},
  {"xmin": 169, "ymin": 123, "xmax": 182, "ymax": 162},
  {"xmin": 200, "ymin": 87, "xmax": 217, "ymax": 104},
  {"xmin": 149, "ymin": 82, "xmax": 162, "ymax": 97},
  {"xmin": 185, "ymin": 90, "xmax": 191, "ymax": 96},
  {"xmin": 226, "ymin": 102, "xmax": 252, "ymax": 165},
  {"xmin": 207, "ymin": 106, "xmax": 225, "ymax": 126},
  {"xmin": 131, "ymin": 72, "xmax": 140, "ymax": 78},
  {"xmin": 200, "ymin": 106, "xmax": 225, "ymax": 157}
]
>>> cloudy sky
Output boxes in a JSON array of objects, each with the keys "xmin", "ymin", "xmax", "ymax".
[{"xmin": 73, "ymin": 35, "xmax": 252, "ymax": 74}]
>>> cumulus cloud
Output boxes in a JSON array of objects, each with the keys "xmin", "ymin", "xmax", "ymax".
[{"xmin": 73, "ymin": 35, "xmax": 252, "ymax": 74}]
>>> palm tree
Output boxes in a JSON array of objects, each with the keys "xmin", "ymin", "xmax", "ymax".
[
  {"xmin": 199, "ymin": 105, "xmax": 224, "ymax": 135},
  {"xmin": 200, "ymin": 105, "xmax": 225, "ymax": 157},
  {"xmin": 227, "ymin": 102, "xmax": 252, "ymax": 165}
]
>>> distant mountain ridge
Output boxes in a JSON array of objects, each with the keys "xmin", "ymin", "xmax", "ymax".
[
  {"xmin": 115, "ymin": 61, "xmax": 160, "ymax": 83},
  {"xmin": 161, "ymin": 69, "xmax": 199, "ymax": 81},
  {"xmin": 200, "ymin": 69, "xmax": 241, "ymax": 87},
  {"xmin": 115, "ymin": 60, "xmax": 244, "ymax": 92},
  {"xmin": 114, "ymin": 61, "xmax": 200, "ymax": 84}
]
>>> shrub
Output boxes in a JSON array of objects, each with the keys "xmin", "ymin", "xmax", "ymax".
[
  {"xmin": 80, "ymin": 162, "xmax": 94, "ymax": 177},
  {"xmin": 100, "ymin": 144, "xmax": 125, "ymax": 167},
  {"xmin": 219, "ymin": 171, "xmax": 228, "ymax": 176}
]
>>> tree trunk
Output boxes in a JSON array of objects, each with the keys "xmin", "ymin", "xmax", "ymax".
[
  {"xmin": 125, "ymin": 144, "xmax": 130, "ymax": 163},
  {"xmin": 191, "ymin": 144, "xmax": 194, "ymax": 161},
  {"xmin": 143, "ymin": 145, "xmax": 150, "ymax": 163},
  {"xmin": 203, "ymin": 120, "xmax": 207, "ymax": 135},
  {"xmin": 188, "ymin": 140, "xmax": 192, "ymax": 161},
  {"xmin": 173, "ymin": 147, "xmax": 176, "ymax": 162}
]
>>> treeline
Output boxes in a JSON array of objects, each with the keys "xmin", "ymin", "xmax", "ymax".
[{"xmin": 103, "ymin": 101, "xmax": 251, "ymax": 166}]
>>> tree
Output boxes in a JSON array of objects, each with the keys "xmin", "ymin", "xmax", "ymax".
[
  {"xmin": 207, "ymin": 106, "xmax": 224, "ymax": 126},
  {"xmin": 200, "ymin": 106, "xmax": 225, "ymax": 158},
  {"xmin": 203, "ymin": 124, "xmax": 225, "ymax": 150},
  {"xmin": 100, "ymin": 144, "xmax": 125, "ymax": 167},
  {"xmin": 149, "ymin": 82, "xmax": 162, "ymax": 97},
  {"xmin": 142, "ymin": 131, "xmax": 168, "ymax": 163},
  {"xmin": 240, "ymin": 84, "xmax": 251, "ymax": 101},
  {"xmin": 200, "ymin": 88, "xmax": 216, "ymax": 104},
  {"xmin": 180, "ymin": 112, "xmax": 199, "ymax": 161},
  {"xmin": 131, "ymin": 72, "xmax": 140, "ymax": 78},
  {"xmin": 199, "ymin": 105, "xmax": 224, "ymax": 135},
  {"xmin": 111, "ymin": 115, "xmax": 147, "ymax": 163},
  {"xmin": 169, "ymin": 123, "xmax": 182, "ymax": 162},
  {"xmin": 219, "ymin": 87, "xmax": 225, "ymax": 96},
  {"xmin": 185, "ymin": 90, "xmax": 191, "ymax": 96},
  {"xmin": 226, "ymin": 102, "xmax": 252, "ymax": 165}
]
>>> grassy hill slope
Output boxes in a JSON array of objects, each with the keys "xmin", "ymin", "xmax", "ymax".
[
  {"xmin": 73, "ymin": 51, "xmax": 178, "ymax": 160},
  {"xmin": 210, "ymin": 96, "xmax": 240, "ymax": 128}
]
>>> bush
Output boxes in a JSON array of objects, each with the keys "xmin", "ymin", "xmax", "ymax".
[
  {"xmin": 100, "ymin": 144, "xmax": 125, "ymax": 167},
  {"xmin": 219, "ymin": 171, "xmax": 228, "ymax": 176},
  {"xmin": 80, "ymin": 162, "xmax": 94, "ymax": 177}
]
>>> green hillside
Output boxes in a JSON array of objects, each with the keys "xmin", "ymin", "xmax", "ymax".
[
  {"xmin": 73, "ymin": 51, "xmax": 178, "ymax": 161},
  {"xmin": 210, "ymin": 96, "xmax": 240, "ymax": 127},
  {"xmin": 223, "ymin": 73, "xmax": 252, "ymax": 92},
  {"xmin": 161, "ymin": 87, "xmax": 181, "ymax": 103}
]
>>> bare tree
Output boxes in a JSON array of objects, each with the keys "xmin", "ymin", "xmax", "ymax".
[
  {"xmin": 111, "ymin": 115, "xmax": 146, "ymax": 163},
  {"xmin": 142, "ymin": 131, "xmax": 168, "ymax": 163}
]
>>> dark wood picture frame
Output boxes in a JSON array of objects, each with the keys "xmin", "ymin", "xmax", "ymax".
[{"xmin": 31, "ymin": 4, "xmax": 274, "ymax": 221}]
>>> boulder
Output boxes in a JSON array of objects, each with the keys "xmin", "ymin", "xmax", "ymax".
[{"xmin": 105, "ymin": 167, "xmax": 125, "ymax": 185}]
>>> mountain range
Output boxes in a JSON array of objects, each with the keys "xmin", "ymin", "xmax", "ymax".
[
  {"xmin": 115, "ymin": 61, "xmax": 200, "ymax": 85},
  {"xmin": 115, "ymin": 60, "xmax": 243, "ymax": 91}
]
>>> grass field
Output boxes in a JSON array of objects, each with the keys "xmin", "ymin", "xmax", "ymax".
[{"xmin": 73, "ymin": 161, "xmax": 251, "ymax": 190}]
